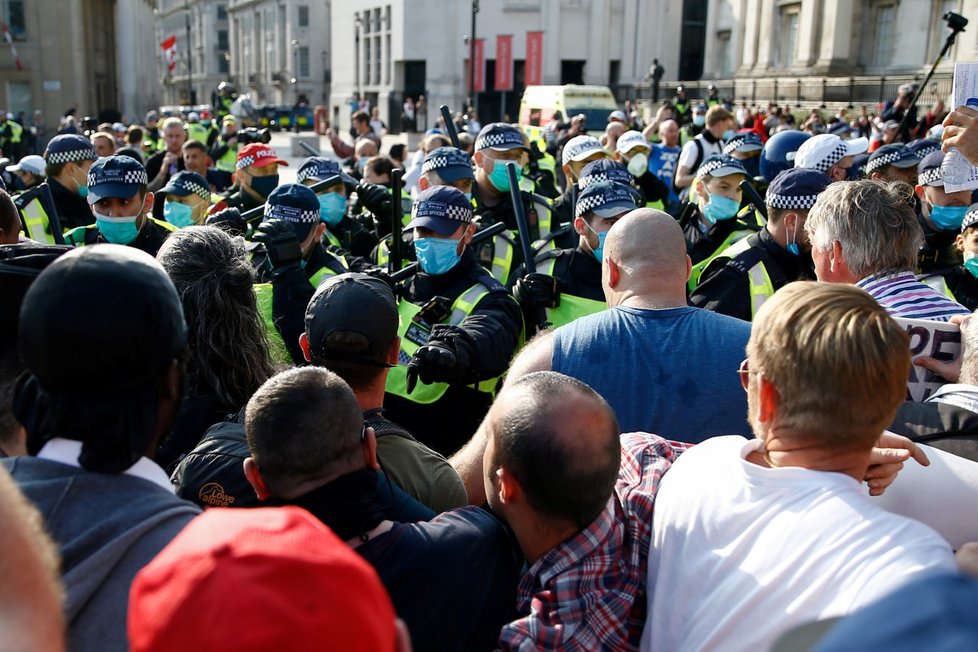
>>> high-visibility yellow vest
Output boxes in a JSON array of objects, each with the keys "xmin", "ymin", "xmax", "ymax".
[
  {"xmin": 536, "ymin": 253, "xmax": 606, "ymax": 328},
  {"xmin": 704, "ymin": 236, "xmax": 777, "ymax": 318},
  {"xmin": 687, "ymin": 227, "xmax": 756, "ymax": 293},
  {"xmin": 385, "ymin": 282, "xmax": 504, "ymax": 404},
  {"xmin": 17, "ymin": 191, "xmax": 58, "ymax": 244},
  {"xmin": 186, "ymin": 123, "xmax": 210, "ymax": 145},
  {"xmin": 919, "ymin": 273, "xmax": 958, "ymax": 302},
  {"xmin": 216, "ymin": 144, "xmax": 238, "ymax": 173}
]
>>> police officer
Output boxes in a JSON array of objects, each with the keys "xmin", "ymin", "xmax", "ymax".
[
  {"xmin": 929, "ymin": 206, "xmax": 978, "ymax": 309},
  {"xmin": 684, "ymin": 154, "xmax": 762, "ymax": 291},
  {"xmin": 722, "ymin": 132, "xmax": 764, "ymax": 181},
  {"xmin": 673, "ymin": 85, "xmax": 692, "ymax": 125},
  {"xmin": 916, "ymin": 150, "xmax": 973, "ymax": 280},
  {"xmin": 157, "ymin": 171, "xmax": 213, "ymax": 228},
  {"xmin": 40, "ymin": 134, "xmax": 98, "ymax": 231},
  {"xmin": 185, "ymin": 112, "xmax": 212, "ymax": 148},
  {"xmin": 384, "ymin": 185, "xmax": 523, "ymax": 456},
  {"xmin": 64, "ymin": 155, "xmax": 176, "ymax": 256},
  {"xmin": 552, "ymin": 134, "xmax": 609, "ymax": 227},
  {"xmin": 865, "ymin": 143, "xmax": 920, "ymax": 186},
  {"xmin": 249, "ymin": 183, "xmax": 356, "ymax": 363},
  {"xmin": 614, "ymin": 130, "xmax": 671, "ymax": 210},
  {"xmin": 7, "ymin": 155, "xmax": 46, "ymax": 193},
  {"xmin": 215, "ymin": 81, "xmax": 236, "ymax": 122},
  {"xmin": 690, "ymin": 168, "xmax": 830, "ymax": 320},
  {"xmin": 515, "ymin": 179, "xmax": 638, "ymax": 333},
  {"xmin": 471, "ymin": 122, "xmax": 556, "ymax": 273},
  {"xmin": 212, "ymin": 142, "xmax": 288, "ymax": 215},
  {"xmin": 210, "ymin": 116, "xmax": 241, "ymax": 180},
  {"xmin": 706, "ymin": 84, "xmax": 723, "ymax": 108},
  {"xmin": 0, "ymin": 112, "xmax": 24, "ymax": 160},
  {"xmin": 295, "ymin": 156, "xmax": 379, "ymax": 258}
]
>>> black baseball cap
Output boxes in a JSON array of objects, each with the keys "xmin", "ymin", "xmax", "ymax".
[{"xmin": 304, "ymin": 273, "xmax": 397, "ymax": 367}]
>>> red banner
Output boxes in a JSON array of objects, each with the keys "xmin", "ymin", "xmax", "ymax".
[
  {"xmin": 495, "ymin": 35, "xmax": 513, "ymax": 91},
  {"xmin": 525, "ymin": 31, "xmax": 543, "ymax": 86},
  {"xmin": 472, "ymin": 38, "xmax": 485, "ymax": 93},
  {"xmin": 161, "ymin": 35, "xmax": 177, "ymax": 72}
]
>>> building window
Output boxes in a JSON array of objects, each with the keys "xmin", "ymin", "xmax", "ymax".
[
  {"xmin": 871, "ymin": 2, "xmax": 897, "ymax": 67},
  {"xmin": 374, "ymin": 36, "xmax": 381, "ymax": 85},
  {"xmin": 364, "ymin": 36, "xmax": 371, "ymax": 84},
  {"xmin": 218, "ymin": 54, "xmax": 230, "ymax": 74},
  {"xmin": 298, "ymin": 5, "xmax": 309, "ymax": 27},
  {"xmin": 716, "ymin": 30, "xmax": 732, "ymax": 78},
  {"xmin": 775, "ymin": 4, "xmax": 800, "ymax": 68},
  {"xmin": 7, "ymin": 80, "xmax": 30, "ymax": 116},
  {"xmin": 298, "ymin": 46, "xmax": 310, "ymax": 78},
  {"xmin": 217, "ymin": 29, "xmax": 229, "ymax": 51},
  {"xmin": 217, "ymin": 4, "xmax": 227, "ymax": 20},
  {"xmin": 3, "ymin": 0, "xmax": 26, "ymax": 40},
  {"xmin": 385, "ymin": 33, "xmax": 391, "ymax": 84}
]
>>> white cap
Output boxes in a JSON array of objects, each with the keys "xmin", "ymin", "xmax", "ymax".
[
  {"xmin": 7, "ymin": 154, "xmax": 46, "ymax": 176},
  {"xmin": 616, "ymin": 130, "xmax": 651, "ymax": 156},
  {"xmin": 608, "ymin": 110, "xmax": 627, "ymax": 123},
  {"xmin": 794, "ymin": 134, "xmax": 868, "ymax": 173},
  {"xmin": 562, "ymin": 135, "xmax": 607, "ymax": 166}
]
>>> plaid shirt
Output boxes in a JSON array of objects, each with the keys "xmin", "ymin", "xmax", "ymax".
[{"xmin": 498, "ymin": 433, "xmax": 688, "ymax": 651}]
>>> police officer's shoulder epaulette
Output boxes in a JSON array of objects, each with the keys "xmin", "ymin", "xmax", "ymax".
[
  {"xmin": 467, "ymin": 264, "xmax": 508, "ymax": 294},
  {"xmin": 726, "ymin": 245, "xmax": 768, "ymax": 275},
  {"xmin": 521, "ymin": 189, "xmax": 553, "ymax": 208},
  {"xmin": 533, "ymin": 247, "xmax": 564, "ymax": 264}
]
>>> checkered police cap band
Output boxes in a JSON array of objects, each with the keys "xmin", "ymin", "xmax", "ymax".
[
  {"xmin": 412, "ymin": 198, "xmax": 473, "ymax": 223},
  {"xmin": 698, "ymin": 156, "xmax": 746, "ymax": 178},
  {"xmin": 265, "ymin": 204, "xmax": 320, "ymax": 224},
  {"xmin": 46, "ymin": 145, "xmax": 97, "ymax": 165},
  {"xmin": 766, "ymin": 191, "xmax": 820, "ymax": 211},
  {"xmin": 963, "ymin": 208, "xmax": 978, "ymax": 232},
  {"xmin": 236, "ymin": 154, "xmax": 256, "ymax": 170},
  {"xmin": 812, "ymin": 141, "xmax": 849, "ymax": 173},
  {"xmin": 918, "ymin": 166, "xmax": 943, "ymax": 187},
  {"xmin": 422, "ymin": 152, "xmax": 472, "ymax": 175},
  {"xmin": 297, "ymin": 160, "xmax": 341, "ymax": 183},
  {"xmin": 865, "ymin": 149, "xmax": 915, "ymax": 175},
  {"xmin": 721, "ymin": 133, "xmax": 762, "ymax": 155},
  {"xmin": 575, "ymin": 186, "xmax": 634, "ymax": 218},
  {"xmin": 89, "ymin": 167, "xmax": 149, "ymax": 188},
  {"xmin": 475, "ymin": 129, "xmax": 524, "ymax": 152},
  {"xmin": 181, "ymin": 178, "xmax": 211, "ymax": 201},
  {"xmin": 578, "ymin": 168, "xmax": 632, "ymax": 190},
  {"xmin": 236, "ymin": 146, "xmax": 280, "ymax": 170}
]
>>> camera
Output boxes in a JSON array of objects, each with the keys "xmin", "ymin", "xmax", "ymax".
[
  {"xmin": 236, "ymin": 128, "xmax": 272, "ymax": 145},
  {"xmin": 944, "ymin": 11, "xmax": 968, "ymax": 33}
]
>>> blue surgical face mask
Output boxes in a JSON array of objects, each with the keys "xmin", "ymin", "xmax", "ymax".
[
  {"xmin": 75, "ymin": 166, "xmax": 89, "ymax": 198},
  {"xmin": 357, "ymin": 158, "xmax": 368, "ymax": 173},
  {"xmin": 163, "ymin": 200, "xmax": 195, "ymax": 228},
  {"xmin": 318, "ymin": 192, "xmax": 347, "ymax": 226},
  {"xmin": 723, "ymin": 129, "xmax": 735, "ymax": 141},
  {"xmin": 584, "ymin": 221, "xmax": 608, "ymax": 261},
  {"xmin": 414, "ymin": 236, "xmax": 462, "ymax": 275},
  {"xmin": 487, "ymin": 159, "xmax": 521, "ymax": 193},
  {"xmin": 929, "ymin": 204, "xmax": 969, "ymax": 231},
  {"xmin": 702, "ymin": 192, "xmax": 741, "ymax": 225},
  {"xmin": 693, "ymin": 115, "xmax": 706, "ymax": 127},
  {"xmin": 785, "ymin": 219, "xmax": 800, "ymax": 256},
  {"xmin": 965, "ymin": 251, "xmax": 978, "ymax": 278},
  {"xmin": 94, "ymin": 212, "xmax": 140, "ymax": 245},
  {"xmin": 249, "ymin": 174, "xmax": 279, "ymax": 200},
  {"xmin": 463, "ymin": 191, "xmax": 473, "ymax": 203}
]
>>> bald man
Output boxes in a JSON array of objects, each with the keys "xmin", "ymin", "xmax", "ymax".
[{"xmin": 493, "ymin": 208, "xmax": 751, "ymax": 443}]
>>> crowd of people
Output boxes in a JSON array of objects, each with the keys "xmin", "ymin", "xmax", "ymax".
[{"xmin": 2, "ymin": 81, "xmax": 978, "ymax": 651}]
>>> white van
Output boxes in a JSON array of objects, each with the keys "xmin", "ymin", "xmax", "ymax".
[{"xmin": 518, "ymin": 85, "xmax": 619, "ymax": 142}]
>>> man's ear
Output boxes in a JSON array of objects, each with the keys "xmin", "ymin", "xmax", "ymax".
[
  {"xmin": 956, "ymin": 233, "xmax": 966, "ymax": 253},
  {"xmin": 418, "ymin": 176, "xmax": 430, "ymax": 191},
  {"xmin": 573, "ymin": 216, "xmax": 588, "ymax": 236},
  {"xmin": 607, "ymin": 257, "xmax": 621, "ymax": 288},
  {"xmin": 756, "ymin": 375, "xmax": 780, "ymax": 424},
  {"xmin": 362, "ymin": 427, "xmax": 379, "ymax": 471},
  {"xmin": 298, "ymin": 332, "xmax": 313, "ymax": 362},
  {"xmin": 143, "ymin": 191, "xmax": 155, "ymax": 216},
  {"xmin": 496, "ymin": 466, "xmax": 521, "ymax": 505},
  {"xmin": 243, "ymin": 458, "xmax": 270, "ymax": 501}
]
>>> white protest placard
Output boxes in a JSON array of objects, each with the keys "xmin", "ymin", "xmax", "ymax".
[
  {"xmin": 895, "ymin": 317, "xmax": 961, "ymax": 401},
  {"xmin": 944, "ymin": 62, "xmax": 978, "ymax": 193}
]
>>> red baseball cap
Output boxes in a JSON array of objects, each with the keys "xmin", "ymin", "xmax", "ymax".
[
  {"xmin": 235, "ymin": 142, "xmax": 289, "ymax": 170},
  {"xmin": 127, "ymin": 507, "xmax": 397, "ymax": 652}
]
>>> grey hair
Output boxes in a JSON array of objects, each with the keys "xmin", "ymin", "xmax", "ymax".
[
  {"xmin": 157, "ymin": 226, "xmax": 275, "ymax": 411},
  {"xmin": 960, "ymin": 315, "xmax": 978, "ymax": 386},
  {"xmin": 804, "ymin": 180, "xmax": 923, "ymax": 279}
]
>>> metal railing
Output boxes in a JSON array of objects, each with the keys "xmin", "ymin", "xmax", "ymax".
[{"xmin": 631, "ymin": 73, "xmax": 953, "ymax": 111}]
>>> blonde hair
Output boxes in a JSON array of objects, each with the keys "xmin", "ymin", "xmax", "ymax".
[
  {"xmin": 748, "ymin": 281, "xmax": 910, "ymax": 449},
  {"xmin": 706, "ymin": 105, "xmax": 733, "ymax": 127}
]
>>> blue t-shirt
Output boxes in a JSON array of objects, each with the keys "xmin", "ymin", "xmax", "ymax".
[
  {"xmin": 649, "ymin": 143, "xmax": 682, "ymax": 206},
  {"xmin": 551, "ymin": 305, "xmax": 751, "ymax": 442}
]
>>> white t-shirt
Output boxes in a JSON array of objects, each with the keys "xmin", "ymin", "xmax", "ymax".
[
  {"xmin": 677, "ymin": 134, "xmax": 722, "ymax": 174},
  {"xmin": 641, "ymin": 435, "xmax": 954, "ymax": 652}
]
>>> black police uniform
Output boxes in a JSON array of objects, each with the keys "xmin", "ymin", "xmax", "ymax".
[
  {"xmin": 917, "ymin": 216, "xmax": 961, "ymax": 272},
  {"xmin": 45, "ymin": 178, "xmax": 94, "ymax": 230},
  {"xmin": 384, "ymin": 248, "xmax": 523, "ymax": 456},
  {"xmin": 216, "ymin": 186, "xmax": 264, "ymax": 214},
  {"xmin": 684, "ymin": 209, "xmax": 761, "ymax": 265},
  {"xmin": 690, "ymin": 228, "xmax": 815, "ymax": 321},
  {"xmin": 472, "ymin": 183, "xmax": 557, "ymax": 281},
  {"xmin": 532, "ymin": 245, "xmax": 604, "ymax": 301},
  {"xmin": 145, "ymin": 150, "xmax": 187, "ymax": 187},
  {"xmin": 325, "ymin": 214, "xmax": 380, "ymax": 259}
]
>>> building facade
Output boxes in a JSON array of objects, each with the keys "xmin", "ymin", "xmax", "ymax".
[
  {"xmin": 328, "ymin": 0, "xmax": 685, "ymax": 133},
  {"xmin": 0, "ymin": 0, "xmax": 158, "ymax": 127},
  {"xmin": 225, "ymin": 0, "xmax": 330, "ymax": 108},
  {"xmin": 156, "ymin": 0, "xmax": 233, "ymax": 108}
]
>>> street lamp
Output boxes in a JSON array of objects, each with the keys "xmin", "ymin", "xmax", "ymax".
[
  {"xmin": 354, "ymin": 13, "xmax": 363, "ymax": 105},
  {"xmin": 469, "ymin": 0, "xmax": 479, "ymax": 114},
  {"xmin": 185, "ymin": 0, "xmax": 193, "ymax": 105}
]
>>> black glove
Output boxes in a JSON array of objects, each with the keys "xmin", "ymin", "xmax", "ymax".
[
  {"xmin": 253, "ymin": 219, "xmax": 303, "ymax": 271},
  {"xmin": 205, "ymin": 207, "xmax": 246, "ymax": 237},
  {"xmin": 356, "ymin": 180, "xmax": 393, "ymax": 217},
  {"xmin": 514, "ymin": 273, "xmax": 562, "ymax": 309},
  {"xmin": 362, "ymin": 267, "xmax": 399, "ymax": 295},
  {"xmin": 406, "ymin": 342, "xmax": 458, "ymax": 393}
]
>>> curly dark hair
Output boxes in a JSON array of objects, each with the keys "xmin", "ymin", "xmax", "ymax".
[{"xmin": 157, "ymin": 226, "xmax": 275, "ymax": 410}]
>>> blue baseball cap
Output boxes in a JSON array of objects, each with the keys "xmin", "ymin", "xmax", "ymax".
[
  {"xmin": 698, "ymin": 154, "xmax": 749, "ymax": 179},
  {"xmin": 907, "ymin": 139, "xmax": 941, "ymax": 160},
  {"xmin": 405, "ymin": 186, "xmax": 473, "ymax": 236},
  {"xmin": 578, "ymin": 159, "xmax": 634, "ymax": 191},
  {"xmin": 918, "ymin": 150, "xmax": 946, "ymax": 187},
  {"xmin": 765, "ymin": 168, "xmax": 832, "ymax": 211},
  {"xmin": 865, "ymin": 144, "xmax": 920, "ymax": 175},
  {"xmin": 296, "ymin": 156, "xmax": 355, "ymax": 187},
  {"xmin": 86, "ymin": 155, "xmax": 149, "ymax": 204},
  {"xmin": 722, "ymin": 132, "xmax": 763, "ymax": 155},
  {"xmin": 962, "ymin": 203, "xmax": 978, "ymax": 232},
  {"xmin": 159, "ymin": 171, "xmax": 211, "ymax": 202},
  {"xmin": 575, "ymin": 179, "xmax": 638, "ymax": 219},
  {"xmin": 421, "ymin": 147, "xmax": 475, "ymax": 183},
  {"xmin": 474, "ymin": 123, "xmax": 528, "ymax": 153},
  {"xmin": 264, "ymin": 183, "xmax": 320, "ymax": 240},
  {"xmin": 44, "ymin": 134, "xmax": 97, "ymax": 165}
]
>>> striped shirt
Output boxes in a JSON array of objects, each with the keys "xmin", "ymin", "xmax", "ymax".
[
  {"xmin": 498, "ymin": 434, "xmax": 689, "ymax": 651},
  {"xmin": 856, "ymin": 271, "xmax": 971, "ymax": 322}
]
